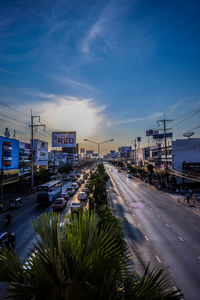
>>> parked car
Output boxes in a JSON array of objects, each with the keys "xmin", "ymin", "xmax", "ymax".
[
  {"xmin": 0, "ymin": 232, "xmax": 15, "ymax": 250},
  {"xmin": 71, "ymin": 183, "xmax": 79, "ymax": 191},
  {"xmin": 71, "ymin": 201, "xmax": 81, "ymax": 213},
  {"xmin": 127, "ymin": 174, "xmax": 132, "ymax": 178},
  {"xmin": 66, "ymin": 187, "xmax": 75, "ymax": 195},
  {"xmin": 80, "ymin": 179, "xmax": 85, "ymax": 184},
  {"xmin": 60, "ymin": 192, "xmax": 70, "ymax": 201},
  {"xmin": 118, "ymin": 169, "xmax": 121, "ymax": 173},
  {"xmin": 78, "ymin": 192, "xmax": 88, "ymax": 201},
  {"xmin": 76, "ymin": 181, "xmax": 82, "ymax": 187},
  {"xmin": 52, "ymin": 198, "xmax": 67, "ymax": 211}
]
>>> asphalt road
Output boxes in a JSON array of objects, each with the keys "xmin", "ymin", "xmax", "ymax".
[
  {"xmin": 0, "ymin": 180, "xmax": 75, "ymax": 299},
  {"xmin": 105, "ymin": 164, "xmax": 200, "ymax": 300}
]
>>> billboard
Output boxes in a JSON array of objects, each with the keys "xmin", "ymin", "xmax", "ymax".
[
  {"xmin": 86, "ymin": 150, "xmax": 94, "ymax": 155},
  {"xmin": 146, "ymin": 130, "xmax": 159, "ymax": 136},
  {"xmin": 32, "ymin": 139, "xmax": 48, "ymax": 166},
  {"xmin": 80, "ymin": 148, "xmax": 85, "ymax": 153},
  {"xmin": 0, "ymin": 137, "xmax": 19, "ymax": 185},
  {"xmin": 52, "ymin": 131, "xmax": 76, "ymax": 148},
  {"xmin": 153, "ymin": 133, "xmax": 173, "ymax": 139},
  {"xmin": 0, "ymin": 137, "xmax": 19, "ymax": 170},
  {"xmin": 120, "ymin": 146, "xmax": 131, "ymax": 153}
]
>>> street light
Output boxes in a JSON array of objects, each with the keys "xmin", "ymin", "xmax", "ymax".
[{"xmin": 84, "ymin": 138, "xmax": 114, "ymax": 159}]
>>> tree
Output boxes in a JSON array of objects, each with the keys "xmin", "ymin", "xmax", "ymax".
[
  {"xmin": 58, "ymin": 164, "xmax": 73, "ymax": 174},
  {"xmin": 34, "ymin": 169, "xmax": 51, "ymax": 186},
  {"xmin": 147, "ymin": 164, "xmax": 154, "ymax": 185},
  {"xmin": 0, "ymin": 212, "xmax": 182, "ymax": 300}
]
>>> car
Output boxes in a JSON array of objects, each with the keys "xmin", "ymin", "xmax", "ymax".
[
  {"xmin": 118, "ymin": 169, "xmax": 121, "ymax": 173},
  {"xmin": 52, "ymin": 198, "xmax": 67, "ymax": 211},
  {"xmin": 71, "ymin": 201, "xmax": 81, "ymax": 213},
  {"xmin": 76, "ymin": 174, "xmax": 81, "ymax": 178},
  {"xmin": 76, "ymin": 181, "xmax": 82, "ymax": 187},
  {"xmin": 127, "ymin": 174, "xmax": 132, "ymax": 178},
  {"xmin": 63, "ymin": 175, "xmax": 70, "ymax": 181},
  {"xmin": 66, "ymin": 187, "xmax": 75, "ymax": 195},
  {"xmin": 71, "ymin": 183, "xmax": 79, "ymax": 191},
  {"xmin": 0, "ymin": 232, "xmax": 15, "ymax": 250},
  {"xmin": 78, "ymin": 192, "xmax": 88, "ymax": 201},
  {"xmin": 82, "ymin": 188, "xmax": 89, "ymax": 195},
  {"xmin": 80, "ymin": 179, "xmax": 85, "ymax": 184},
  {"xmin": 60, "ymin": 192, "xmax": 70, "ymax": 201}
]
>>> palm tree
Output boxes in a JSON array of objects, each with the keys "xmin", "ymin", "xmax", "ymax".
[{"xmin": 0, "ymin": 211, "xmax": 182, "ymax": 300}]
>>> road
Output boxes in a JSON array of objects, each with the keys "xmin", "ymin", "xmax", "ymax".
[
  {"xmin": 0, "ymin": 179, "xmax": 75, "ymax": 299},
  {"xmin": 106, "ymin": 164, "xmax": 200, "ymax": 300}
]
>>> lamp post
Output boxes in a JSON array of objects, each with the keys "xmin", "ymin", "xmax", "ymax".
[{"xmin": 84, "ymin": 139, "xmax": 114, "ymax": 159}]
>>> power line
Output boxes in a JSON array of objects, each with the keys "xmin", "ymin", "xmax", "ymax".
[{"xmin": 0, "ymin": 101, "xmax": 29, "ymax": 118}]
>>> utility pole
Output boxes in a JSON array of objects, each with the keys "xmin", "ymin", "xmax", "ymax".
[
  {"xmin": 157, "ymin": 117, "xmax": 172, "ymax": 170},
  {"xmin": 134, "ymin": 139, "xmax": 137, "ymax": 165},
  {"xmin": 29, "ymin": 110, "xmax": 45, "ymax": 191}
]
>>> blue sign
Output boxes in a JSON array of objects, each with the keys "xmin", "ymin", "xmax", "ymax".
[
  {"xmin": 0, "ymin": 137, "xmax": 19, "ymax": 170},
  {"xmin": 153, "ymin": 133, "xmax": 173, "ymax": 139}
]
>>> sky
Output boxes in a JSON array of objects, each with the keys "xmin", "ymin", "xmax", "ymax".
[{"xmin": 0, "ymin": 0, "xmax": 200, "ymax": 153}]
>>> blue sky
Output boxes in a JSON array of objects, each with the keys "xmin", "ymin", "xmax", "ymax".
[{"xmin": 0, "ymin": 0, "xmax": 200, "ymax": 152}]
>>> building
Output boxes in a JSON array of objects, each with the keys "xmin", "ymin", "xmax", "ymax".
[
  {"xmin": 0, "ymin": 136, "xmax": 20, "ymax": 186},
  {"xmin": 32, "ymin": 139, "xmax": 48, "ymax": 171},
  {"xmin": 172, "ymin": 139, "xmax": 200, "ymax": 172},
  {"xmin": 136, "ymin": 138, "xmax": 200, "ymax": 173},
  {"xmin": 19, "ymin": 142, "xmax": 31, "ymax": 180}
]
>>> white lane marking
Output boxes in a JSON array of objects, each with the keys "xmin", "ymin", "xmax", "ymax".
[
  {"xmin": 132, "ymin": 214, "xmax": 135, "ymax": 217},
  {"xmin": 166, "ymin": 223, "xmax": 170, "ymax": 227},
  {"xmin": 178, "ymin": 236, "xmax": 184, "ymax": 242},
  {"xmin": 144, "ymin": 235, "xmax": 149, "ymax": 241},
  {"xmin": 157, "ymin": 214, "xmax": 160, "ymax": 218},
  {"xmin": 155, "ymin": 255, "xmax": 162, "ymax": 263}
]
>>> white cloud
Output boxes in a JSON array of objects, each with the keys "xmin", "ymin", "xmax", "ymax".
[
  {"xmin": 51, "ymin": 75, "xmax": 97, "ymax": 92},
  {"xmin": 17, "ymin": 92, "xmax": 106, "ymax": 139},
  {"xmin": 109, "ymin": 112, "xmax": 163, "ymax": 126}
]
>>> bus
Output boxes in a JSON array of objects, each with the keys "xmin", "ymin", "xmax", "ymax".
[{"xmin": 36, "ymin": 180, "xmax": 62, "ymax": 204}]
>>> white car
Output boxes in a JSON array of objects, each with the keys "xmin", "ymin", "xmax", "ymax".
[
  {"xmin": 71, "ymin": 201, "xmax": 81, "ymax": 213},
  {"xmin": 82, "ymin": 188, "xmax": 89, "ymax": 195},
  {"xmin": 78, "ymin": 192, "xmax": 88, "ymax": 201},
  {"xmin": 52, "ymin": 198, "xmax": 67, "ymax": 211}
]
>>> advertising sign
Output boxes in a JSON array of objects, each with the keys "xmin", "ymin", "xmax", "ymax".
[
  {"xmin": 86, "ymin": 150, "xmax": 94, "ymax": 155},
  {"xmin": 146, "ymin": 130, "xmax": 159, "ymax": 136},
  {"xmin": 121, "ymin": 146, "xmax": 131, "ymax": 153},
  {"xmin": 33, "ymin": 140, "xmax": 48, "ymax": 166},
  {"xmin": 52, "ymin": 131, "xmax": 76, "ymax": 148},
  {"xmin": 153, "ymin": 133, "xmax": 173, "ymax": 139},
  {"xmin": 80, "ymin": 148, "xmax": 85, "ymax": 153},
  {"xmin": 0, "ymin": 136, "xmax": 19, "ymax": 170}
]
